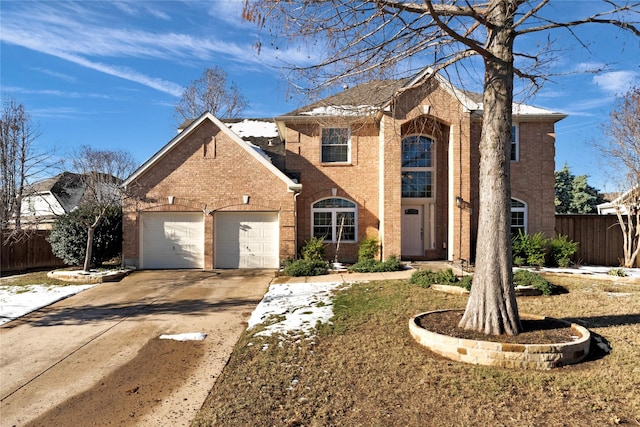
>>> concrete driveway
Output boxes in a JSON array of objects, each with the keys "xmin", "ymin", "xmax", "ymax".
[{"xmin": 0, "ymin": 269, "xmax": 273, "ymax": 426}]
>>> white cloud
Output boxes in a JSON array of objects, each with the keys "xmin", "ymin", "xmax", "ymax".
[{"xmin": 593, "ymin": 71, "xmax": 639, "ymax": 94}]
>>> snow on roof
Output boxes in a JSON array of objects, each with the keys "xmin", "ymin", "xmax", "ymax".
[
  {"xmin": 225, "ymin": 119, "xmax": 279, "ymax": 138},
  {"xmin": 300, "ymin": 105, "xmax": 379, "ymax": 117},
  {"xmin": 224, "ymin": 119, "xmax": 278, "ymax": 163}
]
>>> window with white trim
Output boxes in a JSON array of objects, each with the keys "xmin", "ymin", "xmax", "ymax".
[
  {"xmin": 511, "ymin": 124, "xmax": 519, "ymax": 162},
  {"xmin": 401, "ymin": 135, "xmax": 434, "ymax": 198},
  {"xmin": 511, "ymin": 198, "xmax": 527, "ymax": 235},
  {"xmin": 312, "ymin": 198, "xmax": 357, "ymax": 242},
  {"xmin": 321, "ymin": 127, "xmax": 350, "ymax": 163}
]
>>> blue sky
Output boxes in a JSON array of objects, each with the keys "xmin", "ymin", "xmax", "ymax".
[{"xmin": 1, "ymin": 1, "xmax": 638, "ymax": 192}]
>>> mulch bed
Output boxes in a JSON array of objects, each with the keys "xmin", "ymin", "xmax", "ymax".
[{"xmin": 416, "ymin": 310, "xmax": 580, "ymax": 344}]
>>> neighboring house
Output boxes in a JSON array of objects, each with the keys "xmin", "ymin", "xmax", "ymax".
[
  {"xmin": 597, "ymin": 187, "xmax": 638, "ymax": 215},
  {"xmin": 19, "ymin": 171, "xmax": 122, "ymax": 229},
  {"xmin": 19, "ymin": 172, "xmax": 87, "ymax": 229},
  {"xmin": 122, "ymin": 69, "xmax": 566, "ymax": 270}
]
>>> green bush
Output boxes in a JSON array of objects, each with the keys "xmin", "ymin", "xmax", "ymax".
[
  {"xmin": 548, "ymin": 234, "xmax": 578, "ymax": 267},
  {"xmin": 512, "ymin": 230, "xmax": 547, "ymax": 267},
  {"xmin": 357, "ymin": 236, "xmax": 380, "ymax": 260},
  {"xmin": 607, "ymin": 267, "xmax": 627, "ymax": 277},
  {"xmin": 284, "ymin": 236, "xmax": 330, "ymax": 276},
  {"xmin": 409, "ymin": 268, "xmax": 464, "ymax": 288},
  {"xmin": 348, "ymin": 255, "xmax": 403, "ymax": 273},
  {"xmin": 459, "ymin": 275, "xmax": 473, "ymax": 291},
  {"xmin": 283, "ymin": 258, "xmax": 329, "ymax": 277},
  {"xmin": 48, "ymin": 205, "xmax": 122, "ymax": 267},
  {"xmin": 301, "ymin": 236, "xmax": 326, "ymax": 261},
  {"xmin": 513, "ymin": 269, "xmax": 557, "ymax": 296}
]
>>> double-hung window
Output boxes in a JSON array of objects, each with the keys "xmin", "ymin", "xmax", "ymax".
[
  {"xmin": 401, "ymin": 135, "xmax": 434, "ymax": 198},
  {"xmin": 321, "ymin": 127, "xmax": 350, "ymax": 163},
  {"xmin": 511, "ymin": 124, "xmax": 519, "ymax": 162},
  {"xmin": 510, "ymin": 198, "xmax": 527, "ymax": 235},
  {"xmin": 312, "ymin": 198, "xmax": 356, "ymax": 242}
]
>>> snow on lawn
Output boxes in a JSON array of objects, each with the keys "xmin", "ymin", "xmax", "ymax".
[
  {"xmin": 0, "ymin": 284, "xmax": 95, "ymax": 325},
  {"xmin": 247, "ymin": 281, "xmax": 353, "ymax": 342}
]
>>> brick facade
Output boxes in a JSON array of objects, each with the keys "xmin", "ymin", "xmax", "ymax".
[{"xmin": 123, "ymin": 75, "xmax": 564, "ymax": 269}]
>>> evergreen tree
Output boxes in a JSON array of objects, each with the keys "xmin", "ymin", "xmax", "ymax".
[{"xmin": 555, "ymin": 164, "xmax": 605, "ymax": 214}]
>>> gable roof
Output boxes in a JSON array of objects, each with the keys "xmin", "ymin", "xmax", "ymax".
[
  {"xmin": 123, "ymin": 112, "xmax": 301, "ymax": 192},
  {"xmin": 26, "ymin": 172, "xmax": 86, "ymax": 213},
  {"xmin": 274, "ymin": 68, "xmax": 566, "ymax": 135}
]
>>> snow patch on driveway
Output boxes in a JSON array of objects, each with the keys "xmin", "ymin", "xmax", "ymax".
[{"xmin": 0, "ymin": 284, "xmax": 95, "ymax": 325}]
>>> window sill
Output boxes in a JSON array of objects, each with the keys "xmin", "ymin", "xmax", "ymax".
[{"xmin": 320, "ymin": 162, "xmax": 353, "ymax": 167}]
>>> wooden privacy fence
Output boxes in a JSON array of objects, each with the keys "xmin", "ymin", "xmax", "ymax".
[
  {"xmin": 555, "ymin": 214, "xmax": 635, "ymax": 267},
  {"xmin": 1, "ymin": 230, "xmax": 66, "ymax": 273}
]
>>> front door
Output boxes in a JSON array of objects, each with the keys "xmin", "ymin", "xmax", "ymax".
[{"xmin": 401, "ymin": 205, "xmax": 423, "ymax": 256}]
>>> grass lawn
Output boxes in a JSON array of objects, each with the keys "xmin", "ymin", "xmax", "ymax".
[
  {"xmin": 193, "ymin": 274, "xmax": 640, "ymax": 426},
  {"xmin": 0, "ymin": 271, "xmax": 75, "ymax": 288}
]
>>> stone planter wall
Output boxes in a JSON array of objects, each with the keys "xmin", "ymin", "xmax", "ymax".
[{"xmin": 409, "ymin": 310, "xmax": 591, "ymax": 370}]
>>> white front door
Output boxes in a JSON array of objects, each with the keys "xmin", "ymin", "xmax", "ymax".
[{"xmin": 401, "ymin": 205, "xmax": 423, "ymax": 256}]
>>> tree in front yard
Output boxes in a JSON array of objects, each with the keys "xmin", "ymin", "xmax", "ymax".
[
  {"xmin": 48, "ymin": 205, "xmax": 122, "ymax": 267},
  {"xmin": 70, "ymin": 146, "xmax": 137, "ymax": 272},
  {"xmin": 243, "ymin": 0, "xmax": 639, "ymax": 335},
  {"xmin": 597, "ymin": 86, "xmax": 640, "ymax": 268}
]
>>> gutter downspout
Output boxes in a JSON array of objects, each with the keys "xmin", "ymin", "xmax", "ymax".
[{"xmin": 294, "ymin": 190, "xmax": 301, "ymax": 260}]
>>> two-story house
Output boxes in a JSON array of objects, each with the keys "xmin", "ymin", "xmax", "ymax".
[{"xmin": 122, "ymin": 70, "xmax": 566, "ymax": 269}]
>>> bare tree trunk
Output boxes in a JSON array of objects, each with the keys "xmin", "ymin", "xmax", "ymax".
[
  {"xmin": 459, "ymin": 0, "xmax": 521, "ymax": 335},
  {"xmin": 83, "ymin": 225, "xmax": 95, "ymax": 272}
]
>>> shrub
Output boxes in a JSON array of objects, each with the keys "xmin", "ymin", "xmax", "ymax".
[
  {"xmin": 283, "ymin": 258, "xmax": 329, "ymax": 277},
  {"xmin": 284, "ymin": 236, "xmax": 329, "ymax": 276},
  {"xmin": 348, "ymin": 255, "xmax": 403, "ymax": 273},
  {"xmin": 459, "ymin": 275, "xmax": 473, "ymax": 291},
  {"xmin": 607, "ymin": 268, "xmax": 627, "ymax": 277},
  {"xmin": 301, "ymin": 236, "xmax": 326, "ymax": 261},
  {"xmin": 48, "ymin": 205, "xmax": 122, "ymax": 267},
  {"xmin": 409, "ymin": 268, "xmax": 464, "ymax": 288},
  {"xmin": 512, "ymin": 269, "xmax": 557, "ymax": 296},
  {"xmin": 357, "ymin": 236, "xmax": 380, "ymax": 260},
  {"xmin": 548, "ymin": 234, "xmax": 578, "ymax": 267},
  {"xmin": 410, "ymin": 269, "xmax": 440, "ymax": 288},
  {"xmin": 512, "ymin": 230, "xmax": 547, "ymax": 267}
]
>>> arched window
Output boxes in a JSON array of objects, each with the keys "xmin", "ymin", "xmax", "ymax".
[
  {"xmin": 312, "ymin": 198, "xmax": 357, "ymax": 242},
  {"xmin": 401, "ymin": 135, "xmax": 434, "ymax": 198},
  {"xmin": 511, "ymin": 198, "xmax": 527, "ymax": 235}
]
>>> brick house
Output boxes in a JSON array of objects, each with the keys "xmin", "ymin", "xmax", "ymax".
[{"xmin": 122, "ymin": 70, "xmax": 566, "ymax": 269}]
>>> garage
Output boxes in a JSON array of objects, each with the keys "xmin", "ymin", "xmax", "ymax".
[
  {"xmin": 140, "ymin": 212, "xmax": 204, "ymax": 269},
  {"xmin": 215, "ymin": 212, "xmax": 279, "ymax": 268}
]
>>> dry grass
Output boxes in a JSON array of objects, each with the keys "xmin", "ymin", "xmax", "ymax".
[
  {"xmin": 193, "ymin": 274, "xmax": 640, "ymax": 427},
  {"xmin": 0, "ymin": 271, "xmax": 74, "ymax": 288}
]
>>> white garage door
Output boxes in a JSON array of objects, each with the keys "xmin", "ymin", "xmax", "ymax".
[
  {"xmin": 141, "ymin": 212, "xmax": 204, "ymax": 269},
  {"xmin": 215, "ymin": 212, "xmax": 279, "ymax": 268}
]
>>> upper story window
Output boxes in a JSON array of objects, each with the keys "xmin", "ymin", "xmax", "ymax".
[
  {"xmin": 321, "ymin": 127, "xmax": 350, "ymax": 163},
  {"xmin": 401, "ymin": 135, "xmax": 434, "ymax": 198},
  {"xmin": 511, "ymin": 198, "xmax": 527, "ymax": 235},
  {"xmin": 511, "ymin": 124, "xmax": 519, "ymax": 162},
  {"xmin": 312, "ymin": 197, "xmax": 357, "ymax": 242}
]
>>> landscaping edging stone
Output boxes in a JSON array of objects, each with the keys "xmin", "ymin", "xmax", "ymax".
[
  {"xmin": 409, "ymin": 309, "xmax": 591, "ymax": 370},
  {"xmin": 48, "ymin": 268, "xmax": 133, "ymax": 283}
]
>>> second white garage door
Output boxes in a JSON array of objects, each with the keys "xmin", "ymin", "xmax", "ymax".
[{"xmin": 215, "ymin": 212, "xmax": 279, "ymax": 268}]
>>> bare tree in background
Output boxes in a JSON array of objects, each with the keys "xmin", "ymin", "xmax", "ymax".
[
  {"xmin": 0, "ymin": 97, "xmax": 59, "ymax": 241},
  {"xmin": 176, "ymin": 66, "xmax": 249, "ymax": 121},
  {"xmin": 72, "ymin": 145, "xmax": 137, "ymax": 272},
  {"xmin": 598, "ymin": 87, "xmax": 640, "ymax": 268},
  {"xmin": 243, "ymin": 0, "xmax": 639, "ymax": 335}
]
